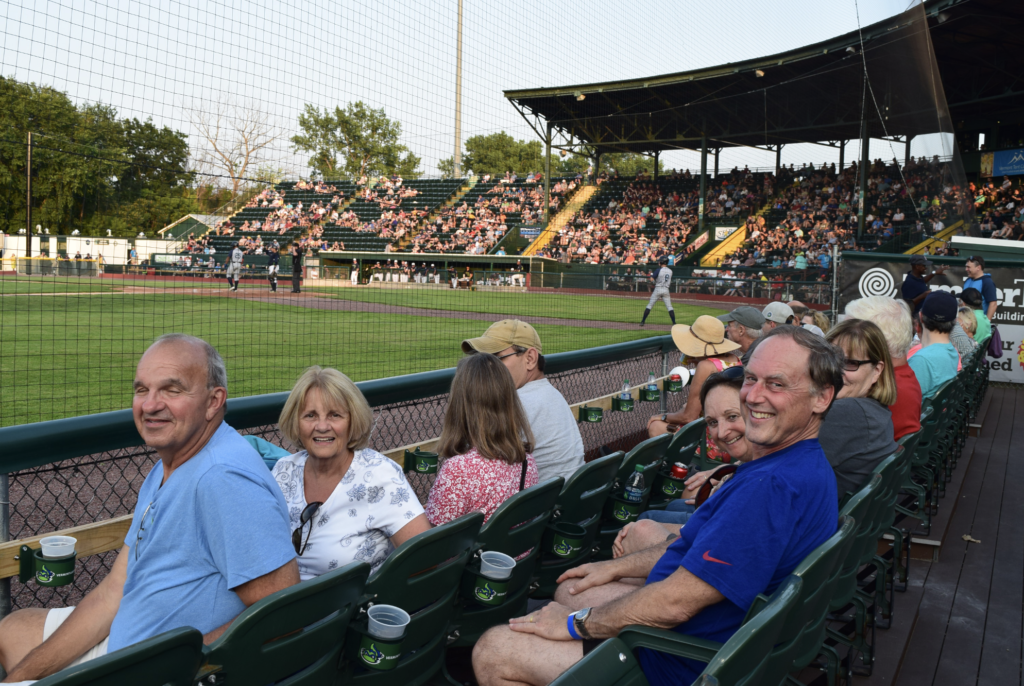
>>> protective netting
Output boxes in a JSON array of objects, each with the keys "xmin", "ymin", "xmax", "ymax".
[{"xmin": 8, "ymin": 349, "xmax": 687, "ymax": 610}]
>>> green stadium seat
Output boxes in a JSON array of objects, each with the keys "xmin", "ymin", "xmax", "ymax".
[
  {"xmin": 532, "ymin": 453, "xmax": 622, "ymax": 599},
  {"xmin": 449, "ymin": 478, "xmax": 564, "ymax": 647},
  {"xmin": 548, "ymin": 576, "xmax": 803, "ymax": 686},
  {"xmin": 828, "ymin": 474, "xmax": 884, "ymax": 677},
  {"xmin": 199, "ymin": 560, "xmax": 370, "ymax": 685},
  {"xmin": 34, "ymin": 627, "xmax": 204, "ymax": 686},
  {"xmin": 594, "ymin": 437, "xmax": 670, "ymax": 558},
  {"xmin": 341, "ymin": 512, "xmax": 483, "ymax": 686}
]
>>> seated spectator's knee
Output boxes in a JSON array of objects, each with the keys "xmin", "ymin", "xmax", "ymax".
[{"xmin": 472, "ymin": 624, "xmax": 512, "ymax": 682}]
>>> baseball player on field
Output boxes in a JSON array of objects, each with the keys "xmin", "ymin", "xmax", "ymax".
[
  {"xmin": 226, "ymin": 242, "xmax": 244, "ymax": 291},
  {"xmin": 266, "ymin": 240, "xmax": 280, "ymax": 293},
  {"xmin": 640, "ymin": 255, "xmax": 676, "ymax": 326}
]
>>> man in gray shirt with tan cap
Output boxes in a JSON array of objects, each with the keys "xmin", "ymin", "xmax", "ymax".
[{"xmin": 462, "ymin": 320, "xmax": 585, "ymax": 482}]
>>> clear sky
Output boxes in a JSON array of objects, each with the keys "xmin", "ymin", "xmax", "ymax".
[{"xmin": 1, "ymin": 0, "xmax": 935, "ymax": 180}]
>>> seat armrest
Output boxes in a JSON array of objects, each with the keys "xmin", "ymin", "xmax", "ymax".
[{"xmin": 618, "ymin": 625, "xmax": 723, "ymax": 663}]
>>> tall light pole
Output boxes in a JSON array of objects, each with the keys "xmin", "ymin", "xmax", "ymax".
[{"xmin": 453, "ymin": 0, "xmax": 463, "ymax": 178}]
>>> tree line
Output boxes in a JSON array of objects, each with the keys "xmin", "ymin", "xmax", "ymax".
[{"xmin": 0, "ymin": 76, "xmax": 662, "ymax": 237}]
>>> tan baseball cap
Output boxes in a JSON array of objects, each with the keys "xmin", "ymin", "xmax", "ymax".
[
  {"xmin": 462, "ymin": 319, "xmax": 542, "ymax": 355},
  {"xmin": 762, "ymin": 301, "xmax": 794, "ymax": 324}
]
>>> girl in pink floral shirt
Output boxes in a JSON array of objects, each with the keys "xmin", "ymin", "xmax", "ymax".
[{"xmin": 425, "ymin": 353, "xmax": 539, "ymax": 526}]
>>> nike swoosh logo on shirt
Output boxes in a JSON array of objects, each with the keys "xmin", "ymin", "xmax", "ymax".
[{"xmin": 703, "ymin": 550, "xmax": 732, "ymax": 566}]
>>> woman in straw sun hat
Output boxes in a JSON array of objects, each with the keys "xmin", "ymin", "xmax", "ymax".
[{"xmin": 647, "ymin": 315, "xmax": 742, "ymax": 462}]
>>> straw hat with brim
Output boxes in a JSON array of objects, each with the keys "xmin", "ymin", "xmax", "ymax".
[{"xmin": 672, "ymin": 316, "xmax": 742, "ymax": 358}]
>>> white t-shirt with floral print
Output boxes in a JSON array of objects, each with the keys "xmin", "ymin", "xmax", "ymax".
[{"xmin": 272, "ymin": 448, "xmax": 425, "ymax": 580}]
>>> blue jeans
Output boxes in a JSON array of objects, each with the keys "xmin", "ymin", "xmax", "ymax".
[{"xmin": 639, "ymin": 499, "xmax": 694, "ymax": 525}]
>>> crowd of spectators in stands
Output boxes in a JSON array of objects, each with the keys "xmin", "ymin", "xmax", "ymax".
[
  {"xmin": 538, "ymin": 168, "xmax": 770, "ymax": 266},
  {"xmin": 408, "ymin": 175, "xmax": 574, "ymax": 255},
  {"xmin": 711, "ymin": 156, "xmax": 969, "ymax": 271},
  {"xmin": 974, "ymin": 176, "xmax": 1024, "ymax": 240}
]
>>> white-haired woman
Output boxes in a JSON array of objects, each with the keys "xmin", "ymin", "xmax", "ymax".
[{"xmin": 273, "ymin": 367, "xmax": 430, "ymax": 579}]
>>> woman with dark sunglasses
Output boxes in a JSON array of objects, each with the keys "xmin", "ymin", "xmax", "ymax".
[
  {"xmin": 272, "ymin": 367, "xmax": 430, "ymax": 580},
  {"xmin": 821, "ymin": 320, "xmax": 898, "ymax": 499}
]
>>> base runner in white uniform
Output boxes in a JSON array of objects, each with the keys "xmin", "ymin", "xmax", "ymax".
[
  {"xmin": 226, "ymin": 243, "xmax": 244, "ymax": 291},
  {"xmin": 640, "ymin": 256, "xmax": 676, "ymax": 326}
]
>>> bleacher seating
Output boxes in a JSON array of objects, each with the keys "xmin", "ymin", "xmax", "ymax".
[
  {"xmin": 538, "ymin": 170, "xmax": 770, "ymax": 266},
  {"xmin": 33, "ymin": 341, "xmax": 989, "ymax": 686},
  {"xmin": 405, "ymin": 176, "xmax": 579, "ymax": 255}
]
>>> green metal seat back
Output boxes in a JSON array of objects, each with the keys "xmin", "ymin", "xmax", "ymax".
[
  {"xmin": 532, "ymin": 454, "xmax": 621, "ymax": 597},
  {"xmin": 549, "ymin": 577, "xmax": 802, "ymax": 686},
  {"xmin": 35, "ymin": 627, "xmax": 204, "ymax": 686},
  {"xmin": 201, "ymin": 561, "xmax": 369, "ymax": 686},
  {"xmin": 762, "ymin": 516, "xmax": 857, "ymax": 674},
  {"xmin": 662, "ymin": 418, "xmax": 707, "ymax": 467},
  {"xmin": 617, "ymin": 434, "xmax": 672, "ymax": 491},
  {"xmin": 552, "ymin": 452, "xmax": 622, "ymax": 535},
  {"xmin": 869, "ymin": 447, "xmax": 904, "ymax": 536},
  {"xmin": 832, "ymin": 475, "xmax": 883, "ymax": 609},
  {"xmin": 450, "ymin": 479, "xmax": 563, "ymax": 645},
  {"xmin": 474, "ymin": 477, "xmax": 564, "ymax": 558},
  {"xmin": 344, "ymin": 512, "xmax": 483, "ymax": 684}
]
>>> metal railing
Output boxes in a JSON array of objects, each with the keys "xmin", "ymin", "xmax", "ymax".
[{"xmin": 0, "ymin": 335, "xmax": 685, "ymax": 615}]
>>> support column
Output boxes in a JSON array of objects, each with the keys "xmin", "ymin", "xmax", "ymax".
[
  {"xmin": 839, "ymin": 140, "xmax": 845, "ymax": 174},
  {"xmin": 26, "ymin": 131, "xmax": 32, "ymax": 258},
  {"xmin": 453, "ymin": 0, "xmax": 463, "ymax": 178},
  {"xmin": 775, "ymin": 144, "xmax": 782, "ymax": 177},
  {"xmin": 543, "ymin": 122, "xmax": 552, "ymax": 224},
  {"xmin": 653, "ymin": 151, "xmax": 659, "ymax": 181},
  {"xmin": 857, "ymin": 116, "xmax": 869, "ymax": 241},
  {"xmin": 594, "ymin": 151, "xmax": 601, "ymax": 182},
  {"xmin": 713, "ymin": 148, "xmax": 719, "ymax": 178},
  {"xmin": 904, "ymin": 135, "xmax": 912, "ymax": 168},
  {"xmin": 699, "ymin": 135, "xmax": 707, "ymax": 234}
]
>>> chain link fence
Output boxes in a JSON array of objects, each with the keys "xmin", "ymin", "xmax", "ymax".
[{"xmin": 7, "ymin": 347, "xmax": 685, "ymax": 611}]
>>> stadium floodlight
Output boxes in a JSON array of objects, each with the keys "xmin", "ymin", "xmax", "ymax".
[
  {"xmin": 846, "ymin": 46, "xmax": 857, "ymax": 54},
  {"xmin": 755, "ymin": 69, "xmax": 765, "ymax": 77},
  {"xmin": 574, "ymin": 91, "xmax": 585, "ymax": 101}
]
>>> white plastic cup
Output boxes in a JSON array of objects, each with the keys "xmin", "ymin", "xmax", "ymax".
[
  {"xmin": 479, "ymin": 551, "xmax": 516, "ymax": 581},
  {"xmin": 40, "ymin": 536, "xmax": 77, "ymax": 559},
  {"xmin": 367, "ymin": 604, "xmax": 410, "ymax": 640}
]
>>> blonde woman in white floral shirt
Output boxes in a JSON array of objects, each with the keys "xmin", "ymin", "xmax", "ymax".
[{"xmin": 273, "ymin": 367, "xmax": 430, "ymax": 579}]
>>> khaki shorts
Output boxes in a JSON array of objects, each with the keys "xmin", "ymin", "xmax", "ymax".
[{"xmin": 44, "ymin": 606, "xmax": 110, "ymax": 666}]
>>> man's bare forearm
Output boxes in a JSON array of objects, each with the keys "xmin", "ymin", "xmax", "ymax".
[
  {"xmin": 585, "ymin": 567, "xmax": 724, "ymax": 639},
  {"xmin": 612, "ymin": 540, "xmax": 673, "ymax": 579},
  {"xmin": 5, "ymin": 548, "xmax": 127, "ymax": 681}
]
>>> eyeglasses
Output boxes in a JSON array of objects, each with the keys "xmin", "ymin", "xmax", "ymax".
[
  {"xmin": 292, "ymin": 501, "xmax": 323, "ymax": 556},
  {"xmin": 495, "ymin": 349, "xmax": 525, "ymax": 361},
  {"xmin": 843, "ymin": 358, "xmax": 874, "ymax": 373},
  {"xmin": 135, "ymin": 501, "xmax": 154, "ymax": 562}
]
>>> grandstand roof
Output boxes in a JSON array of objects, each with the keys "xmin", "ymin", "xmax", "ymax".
[{"xmin": 505, "ymin": 0, "xmax": 1024, "ymax": 155}]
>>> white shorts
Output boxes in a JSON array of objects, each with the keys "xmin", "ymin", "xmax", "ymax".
[{"xmin": 44, "ymin": 606, "xmax": 110, "ymax": 667}]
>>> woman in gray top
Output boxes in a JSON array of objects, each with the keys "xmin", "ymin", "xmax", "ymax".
[{"xmin": 820, "ymin": 320, "xmax": 899, "ymax": 498}]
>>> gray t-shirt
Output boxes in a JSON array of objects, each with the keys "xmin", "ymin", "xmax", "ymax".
[
  {"xmin": 517, "ymin": 378, "xmax": 585, "ymax": 483},
  {"xmin": 818, "ymin": 397, "xmax": 897, "ymax": 497}
]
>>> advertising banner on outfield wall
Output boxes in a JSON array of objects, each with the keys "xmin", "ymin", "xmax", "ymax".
[{"xmin": 839, "ymin": 257, "xmax": 1024, "ymax": 384}]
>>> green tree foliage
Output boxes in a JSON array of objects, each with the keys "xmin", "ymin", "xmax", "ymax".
[
  {"xmin": 556, "ymin": 152, "xmax": 664, "ymax": 177},
  {"xmin": 292, "ymin": 102, "xmax": 421, "ymax": 180},
  {"xmin": 0, "ymin": 76, "xmax": 195, "ymax": 236},
  {"xmin": 438, "ymin": 132, "xmax": 544, "ymax": 177}
]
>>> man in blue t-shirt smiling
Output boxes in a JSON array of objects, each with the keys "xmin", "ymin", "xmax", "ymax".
[
  {"xmin": 472, "ymin": 327, "xmax": 842, "ymax": 686},
  {"xmin": 0, "ymin": 334, "xmax": 298, "ymax": 681}
]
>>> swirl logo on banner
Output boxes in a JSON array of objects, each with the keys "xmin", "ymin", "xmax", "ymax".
[{"xmin": 858, "ymin": 267, "xmax": 897, "ymax": 298}]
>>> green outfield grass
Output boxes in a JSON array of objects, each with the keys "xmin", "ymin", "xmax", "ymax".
[
  {"xmin": 310, "ymin": 284, "xmax": 720, "ymax": 326},
  {"xmin": 0, "ymin": 276, "xmax": 117, "ymax": 294},
  {"xmin": 0, "ymin": 287, "xmax": 691, "ymax": 427}
]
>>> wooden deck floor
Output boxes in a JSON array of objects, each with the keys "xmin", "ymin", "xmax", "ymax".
[{"xmin": 861, "ymin": 385, "xmax": 1024, "ymax": 686}]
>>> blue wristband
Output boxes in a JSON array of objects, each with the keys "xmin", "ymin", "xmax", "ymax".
[{"xmin": 567, "ymin": 612, "xmax": 582, "ymax": 640}]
